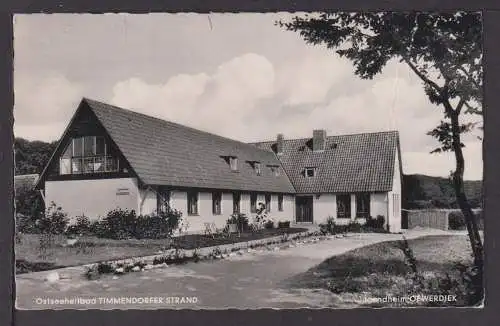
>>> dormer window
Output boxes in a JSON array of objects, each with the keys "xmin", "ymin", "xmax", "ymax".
[
  {"xmin": 268, "ymin": 165, "xmax": 280, "ymax": 177},
  {"xmin": 229, "ymin": 157, "xmax": 238, "ymax": 171},
  {"xmin": 305, "ymin": 167, "xmax": 316, "ymax": 178},
  {"xmin": 255, "ymin": 162, "xmax": 261, "ymax": 176}
]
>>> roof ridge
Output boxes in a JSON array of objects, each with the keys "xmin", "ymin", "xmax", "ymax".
[
  {"xmin": 250, "ymin": 130, "xmax": 399, "ymax": 144},
  {"xmin": 83, "ymin": 97, "xmax": 278, "ymax": 156}
]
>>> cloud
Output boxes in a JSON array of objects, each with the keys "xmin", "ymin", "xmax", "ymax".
[
  {"xmin": 111, "ymin": 52, "xmax": 276, "ymax": 140},
  {"xmin": 14, "ymin": 73, "xmax": 84, "ymax": 140}
]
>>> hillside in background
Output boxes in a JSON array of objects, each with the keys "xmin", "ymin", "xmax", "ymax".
[
  {"xmin": 15, "ymin": 138, "xmax": 58, "ymax": 175},
  {"xmin": 403, "ymin": 174, "xmax": 483, "ymax": 209},
  {"xmin": 14, "ymin": 138, "xmax": 483, "ymax": 209}
]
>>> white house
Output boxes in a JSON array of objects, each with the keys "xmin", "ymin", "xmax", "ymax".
[{"xmin": 36, "ymin": 98, "xmax": 403, "ymax": 233}]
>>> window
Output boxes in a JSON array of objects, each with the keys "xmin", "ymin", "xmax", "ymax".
[
  {"xmin": 278, "ymin": 194, "xmax": 284, "ymax": 211},
  {"xmin": 230, "ymin": 157, "xmax": 238, "ymax": 171},
  {"xmin": 337, "ymin": 194, "xmax": 351, "ymax": 219},
  {"xmin": 305, "ymin": 168, "xmax": 315, "ymax": 178},
  {"xmin": 157, "ymin": 187, "xmax": 171, "ymax": 213},
  {"xmin": 250, "ymin": 193, "xmax": 257, "ymax": 213},
  {"xmin": 265, "ymin": 194, "xmax": 271, "ymax": 213},
  {"xmin": 59, "ymin": 136, "xmax": 119, "ymax": 175},
  {"xmin": 268, "ymin": 165, "xmax": 280, "ymax": 176},
  {"xmin": 356, "ymin": 193, "xmax": 370, "ymax": 218},
  {"xmin": 212, "ymin": 192, "xmax": 222, "ymax": 215},
  {"xmin": 187, "ymin": 191, "xmax": 198, "ymax": 215},
  {"xmin": 233, "ymin": 192, "xmax": 241, "ymax": 214}
]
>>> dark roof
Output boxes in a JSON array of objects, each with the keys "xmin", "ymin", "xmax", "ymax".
[
  {"xmin": 252, "ymin": 131, "xmax": 400, "ymax": 193},
  {"xmin": 15, "ymin": 174, "xmax": 39, "ymax": 194},
  {"xmin": 83, "ymin": 98, "xmax": 296, "ymax": 193}
]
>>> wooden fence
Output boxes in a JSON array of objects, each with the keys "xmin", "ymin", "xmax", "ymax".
[{"xmin": 402, "ymin": 209, "xmax": 483, "ymax": 231}]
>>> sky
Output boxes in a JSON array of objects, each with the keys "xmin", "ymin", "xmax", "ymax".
[{"xmin": 13, "ymin": 13, "xmax": 483, "ymax": 180}]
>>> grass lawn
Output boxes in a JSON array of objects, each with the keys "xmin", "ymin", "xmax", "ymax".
[
  {"xmin": 16, "ymin": 227, "xmax": 307, "ymax": 274},
  {"xmin": 284, "ymin": 234, "xmax": 475, "ymax": 307}
]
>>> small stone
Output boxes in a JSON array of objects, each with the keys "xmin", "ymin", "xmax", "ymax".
[
  {"xmin": 115, "ymin": 267, "xmax": 124, "ymax": 274},
  {"xmin": 156, "ymin": 250, "xmax": 163, "ymax": 254},
  {"xmin": 45, "ymin": 272, "xmax": 60, "ymax": 283},
  {"xmin": 112, "ymin": 276, "xmax": 119, "ymax": 280},
  {"xmin": 229, "ymin": 252, "xmax": 237, "ymax": 257},
  {"xmin": 215, "ymin": 255, "xmax": 223, "ymax": 259},
  {"xmin": 273, "ymin": 247, "xmax": 280, "ymax": 251},
  {"xmin": 288, "ymin": 244, "xmax": 295, "ymax": 248},
  {"xmin": 143, "ymin": 264, "xmax": 154, "ymax": 270},
  {"xmin": 237, "ymin": 251, "xmax": 244, "ymax": 256},
  {"xmin": 132, "ymin": 266, "xmax": 141, "ymax": 272}
]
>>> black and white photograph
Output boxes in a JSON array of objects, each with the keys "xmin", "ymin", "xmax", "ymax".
[{"xmin": 13, "ymin": 12, "xmax": 484, "ymax": 309}]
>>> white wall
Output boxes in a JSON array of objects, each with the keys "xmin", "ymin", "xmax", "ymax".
[
  {"xmin": 387, "ymin": 149, "xmax": 403, "ymax": 232},
  {"xmin": 138, "ymin": 187, "xmax": 157, "ymax": 215},
  {"xmin": 313, "ymin": 193, "xmax": 336, "ymax": 225},
  {"xmin": 165, "ymin": 190, "xmax": 295, "ymax": 233},
  {"xmin": 370, "ymin": 192, "xmax": 388, "ymax": 224},
  {"xmin": 45, "ymin": 178, "xmax": 139, "ymax": 222}
]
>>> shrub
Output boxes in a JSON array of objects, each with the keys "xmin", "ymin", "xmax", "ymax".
[
  {"xmin": 35, "ymin": 202, "xmax": 69, "ymax": 235},
  {"xmin": 448, "ymin": 210, "xmax": 483, "ymax": 230},
  {"xmin": 66, "ymin": 215, "xmax": 92, "ymax": 236},
  {"xmin": 101, "ymin": 208, "xmax": 137, "ymax": 239},
  {"xmin": 278, "ymin": 220, "xmax": 291, "ymax": 229},
  {"xmin": 264, "ymin": 220, "xmax": 275, "ymax": 229},
  {"xmin": 227, "ymin": 213, "xmax": 249, "ymax": 231},
  {"xmin": 16, "ymin": 213, "xmax": 38, "ymax": 234},
  {"xmin": 346, "ymin": 220, "xmax": 362, "ymax": 233},
  {"xmin": 366, "ymin": 215, "xmax": 385, "ymax": 229},
  {"xmin": 319, "ymin": 216, "xmax": 336, "ymax": 235},
  {"xmin": 135, "ymin": 208, "xmax": 183, "ymax": 239}
]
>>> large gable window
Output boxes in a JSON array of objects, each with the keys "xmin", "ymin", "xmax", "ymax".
[{"xmin": 59, "ymin": 136, "xmax": 119, "ymax": 175}]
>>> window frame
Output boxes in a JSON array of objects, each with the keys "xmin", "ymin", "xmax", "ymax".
[
  {"xmin": 305, "ymin": 167, "xmax": 315, "ymax": 178},
  {"xmin": 278, "ymin": 194, "xmax": 284, "ymax": 212},
  {"xmin": 336, "ymin": 194, "xmax": 351, "ymax": 219},
  {"xmin": 212, "ymin": 192, "xmax": 222, "ymax": 215},
  {"xmin": 265, "ymin": 194, "xmax": 271, "ymax": 213},
  {"xmin": 187, "ymin": 191, "xmax": 199, "ymax": 216},
  {"xmin": 250, "ymin": 193, "xmax": 257, "ymax": 213},
  {"xmin": 59, "ymin": 136, "xmax": 120, "ymax": 175},
  {"xmin": 355, "ymin": 192, "xmax": 371, "ymax": 218},
  {"xmin": 233, "ymin": 192, "xmax": 241, "ymax": 214}
]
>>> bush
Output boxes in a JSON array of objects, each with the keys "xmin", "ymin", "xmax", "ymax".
[
  {"xmin": 135, "ymin": 208, "xmax": 183, "ymax": 239},
  {"xmin": 16, "ymin": 213, "xmax": 38, "ymax": 234},
  {"xmin": 264, "ymin": 220, "xmax": 275, "ymax": 229},
  {"xmin": 93, "ymin": 207, "xmax": 183, "ymax": 240},
  {"xmin": 346, "ymin": 220, "xmax": 362, "ymax": 233},
  {"xmin": 366, "ymin": 215, "xmax": 385, "ymax": 229},
  {"xmin": 101, "ymin": 208, "xmax": 137, "ymax": 239},
  {"xmin": 66, "ymin": 215, "xmax": 92, "ymax": 236},
  {"xmin": 35, "ymin": 202, "xmax": 69, "ymax": 235},
  {"xmin": 448, "ymin": 210, "xmax": 483, "ymax": 230},
  {"xmin": 278, "ymin": 220, "xmax": 291, "ymax": 229},
  {"xmin": 319, "ymin": 216, "xmax": 336, "ymax": 235},
  {"xmin": 227, "ymin": 213, "xmax": 250, "ymax": 231}
]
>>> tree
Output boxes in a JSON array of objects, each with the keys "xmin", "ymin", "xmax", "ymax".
[{"xmin": 278, "ymin": 12, "xmax": 483, "ymax": 270}]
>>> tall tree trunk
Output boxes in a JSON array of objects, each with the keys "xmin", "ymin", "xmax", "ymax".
[{"xmin": 449, "ymin": 110, "xmax": 484, "ymax": 270}]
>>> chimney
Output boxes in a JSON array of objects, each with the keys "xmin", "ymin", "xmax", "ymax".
[
  {"xmin": 276, "ymin": 133, "xmax": 284, "ymax": 155},
  {"xmin": 313, "ymin": 129, "xmax": 327, "ymax": 152}
]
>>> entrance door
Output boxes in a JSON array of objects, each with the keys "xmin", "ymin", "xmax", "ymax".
[{"xmin": 296, "ymin": 196, "xmax": 313, "ymax": 223}]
